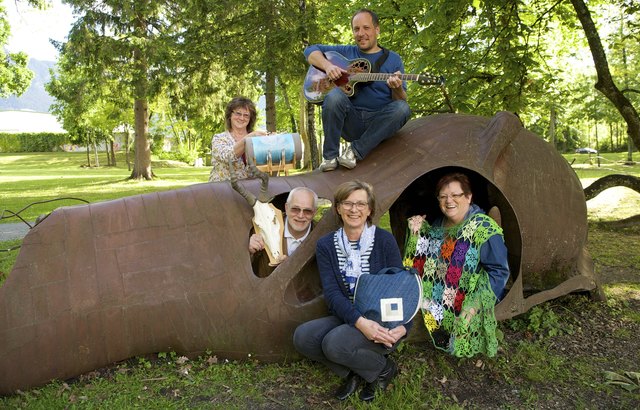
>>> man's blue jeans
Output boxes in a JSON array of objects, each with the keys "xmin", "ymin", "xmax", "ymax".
[
  {"xmin": 321, "ymin": 89, "xmax": 411, "ymax": 160},
  {"xmin": 293, "ymin": 315, "xmax": 397, "ymax": 383}
]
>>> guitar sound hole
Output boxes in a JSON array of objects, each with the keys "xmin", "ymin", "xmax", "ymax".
[{"xmin": 349, "ymin": 61, "xmax": 369, "ymax": 73}]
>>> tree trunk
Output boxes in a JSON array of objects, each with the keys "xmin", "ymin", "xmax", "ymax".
[
  {"xmin": 278, "ymin": 79, "xmax": 297, "ymax": 133},
  {"xmin": 131, "ymin": 97, "xmax": 152, "ymax": 180},
  {"xmin": 549, "ymin": 105, "xmax": 556, "ymax": 149},
  {"xmin": 265, "ymin": 72, "xmax": 276, "ymax": 133},
  {"xmin": 93, "ymin": 138, "xmax": 99, "ymax": 167},
  {"xmin": 609, "ymin": 122, "xmax": 613, "ymax": 152},
  {"xmin": 583, "ymin": 174, "xmax": 640, "ymax": 201},
  {"xmin": 306, "ymin": 101, "xmax": 319, "ymax": 169},
  {"xmin": 109, "ymin": 140, "xmax": 116, "ymax": 166},
  {"xmin": 298, "ymin": 0, "xmax": 319, "ymax": 169},
  {"xmin": 570, "ymin": 0, "xmax": 640, "ymax": 152},
  {"xmin": 105, "ymin": 141, "xmax": 111, "ymax": 166},
  {"xmin": 262, "ymin": 4, "xmax": 277, "ymax": 134},
  {"xmin": 129, "ymin": 14, "xmax": 153, "ymax": 181},
  {"xmin": 125, "ymin": 125, "xmax": 131, "ymax": 171},
  {"xmin": 618, "ymin": 8, "xmax": 634, "ymax": 163}
]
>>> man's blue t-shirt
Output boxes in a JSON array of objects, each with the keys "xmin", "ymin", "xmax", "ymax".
[{"xmin": 304, "ymin": 44, "xmax": 406, "ymax": 111}]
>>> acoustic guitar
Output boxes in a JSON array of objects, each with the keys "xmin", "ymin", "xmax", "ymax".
[{"xmin": 303, "ymin": 51, "xmax": 444, "ymax": 104}]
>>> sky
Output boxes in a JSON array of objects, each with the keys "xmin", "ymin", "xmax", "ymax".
[{"xmin": 4, "ymin": 0, "xmax": 75, "ymax": 61}]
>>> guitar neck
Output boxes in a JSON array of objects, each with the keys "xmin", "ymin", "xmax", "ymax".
[{"xmin": 351, "ymin": 72, "xmax": 435, "ymax": 83}]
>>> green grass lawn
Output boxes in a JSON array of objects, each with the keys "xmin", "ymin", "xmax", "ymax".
[
  {"xmin": 567, "ymin": 151, "xmax": 639, "ymax": 180},
  {"xmin": 1, "ymin": 150, "xmax": 639, "ymax": 408},
  {"xmin": 565, "ymin": 151, "xmax": 640, "ymax": 221},
  {"xmin": 0, "ymin": 152, "xmax": 211, "ymax": 223}
]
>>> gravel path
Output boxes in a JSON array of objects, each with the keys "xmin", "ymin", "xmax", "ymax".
[{"xmin": 0, "ymin": 223, "xmax": 31, "ymax": 242}]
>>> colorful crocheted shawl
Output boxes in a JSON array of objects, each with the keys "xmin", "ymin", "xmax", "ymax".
[{"xmin": 403, "ymin": 213, "xmax": 503, "ymax": 357}]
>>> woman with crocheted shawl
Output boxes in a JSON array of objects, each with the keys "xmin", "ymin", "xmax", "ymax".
[{"xmin": 404, "ymin": 172, "xmax": 509, "ymax": 358}]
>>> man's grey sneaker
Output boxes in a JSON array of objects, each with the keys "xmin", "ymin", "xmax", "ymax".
[
  {"xmin": 337, "ymin": 146, "xmax": 357, "ymax": 169},
  {"xmin": 318, "ymin": 158, "xmax": 338, "ymax": 172}
]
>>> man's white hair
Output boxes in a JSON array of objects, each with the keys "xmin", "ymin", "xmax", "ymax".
[{"xmin": 286, "ymin": 187, "xmax": 318, "ymax": 209}]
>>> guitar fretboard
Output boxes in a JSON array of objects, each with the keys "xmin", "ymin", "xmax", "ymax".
[{"xmin": 351, "ymin": 73, "xmax": 441, "ymax": 84}]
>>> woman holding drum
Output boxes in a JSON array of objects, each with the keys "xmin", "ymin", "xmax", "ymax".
[{"xmin": 208, "ymin": 97, "xmax": 267, "ymax": 182}]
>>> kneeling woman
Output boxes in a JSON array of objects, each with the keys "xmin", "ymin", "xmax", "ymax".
[
  {"xmin": 293, "ymin": 180, "xmax": 410, "ymax": 402},
  {"xmin": 404, "ymin": 172, "xmax": 510, "ymax": 357}
]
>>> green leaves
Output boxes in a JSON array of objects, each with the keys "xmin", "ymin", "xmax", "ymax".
[
  {"xmin": 0, "ymin": 1, "xmax": 35, "ymax": 98},
  {"xmin": 506, "ymin": 304, "xmax": 573, "ymax": 338},
  {"xmin": 0, "ymin": 51, "xmax": 34, "ymax": 98},
  {"xmin": 604, "ymin": 370, "xmax": 640, "ymax": 391}
]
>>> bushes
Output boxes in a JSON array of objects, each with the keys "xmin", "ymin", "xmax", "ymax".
[
  {"xmin": 0, "ymin": 132, "xmax": 69, "ymax": 152},
  {"xmin": 0, "ymin": 134, "xmax": 21, "ymax": 152}
]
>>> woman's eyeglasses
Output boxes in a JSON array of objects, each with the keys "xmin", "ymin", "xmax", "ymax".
[
  {"xmin": 232, "ymin": 111, "xmax": 251, "ymax": 119},
  {"xmin": 340, "ymin": 201, "xmax": 369, "ymax": 210},
  {"xmin": 288, "ymin": 206, "xmax": 315, "ymax": 218},
  {"xmin": 437, "ymin": 193, "xmax": 465, "ymax": 202}
]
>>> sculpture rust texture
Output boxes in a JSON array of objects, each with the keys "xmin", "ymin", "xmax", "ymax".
[{"xmin": 0, "ymin": 112, "xmax": 600, "ymax": 395}]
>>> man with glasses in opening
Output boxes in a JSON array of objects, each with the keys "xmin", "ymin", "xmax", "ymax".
[{"xmin": 249, "ymin": 187, "xmax": 319, "ymax": 277}]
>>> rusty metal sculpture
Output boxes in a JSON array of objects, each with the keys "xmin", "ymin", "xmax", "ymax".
[{"xmin": 0, "ymin": 112, "xmax": 601, "ymax": 395}]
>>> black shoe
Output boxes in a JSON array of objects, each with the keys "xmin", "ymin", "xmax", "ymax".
[
  {"xmin": 334, "ymin": 371, "xmax": 363, "ymax": 400},
  {"xmin": 359, "ymin": 358, "xmax": 398, "ymax": 402}
]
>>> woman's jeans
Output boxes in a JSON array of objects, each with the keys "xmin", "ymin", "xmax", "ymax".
[{"xmin": 293, "ymin": 315, "xmax": 399, "ymax": 383}]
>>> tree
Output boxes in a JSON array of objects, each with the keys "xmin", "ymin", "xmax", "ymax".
[
  {"xmin": 41, "ymin": 0, "xmax": 639, "ymax": 170},
  {"xmin": 157, "ymin": 61, "xmax": 261, "ymax": 164},
  {"xmin": 178, "ymin": 1, "xmax": 311, "ymax": 125},
  {"xmin": 169, "ymin": 0, "xmax": 320, "ymax": 165},
  {"xmin": 47, "ymin": 46, "xmax": 132, "ymax": 167},
  {"xmin": 47, "ymin": 52, "xmax": 94, "ymax": 161},
  {"xmin": 59, "ymin": 0, "xmax": 186, "ymax": 180},
  {"xmin": 0, "ymin": 0, "xmax": 46, "ymax": 98},
  {"xmin": 570, "ymin": 0, "xmax": 640, "ymax": 155}
]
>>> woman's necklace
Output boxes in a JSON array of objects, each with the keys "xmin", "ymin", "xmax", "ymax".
[
  {"xmin": 343, "ymin": 226, "xmax": 364, "ymax": 242},
  {"xmin": 230, "ymin": 129, "xmax": 247, "ymax": 141}
]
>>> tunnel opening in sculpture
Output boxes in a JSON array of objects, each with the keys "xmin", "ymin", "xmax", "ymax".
[
  {"xmin": 388, "ymin": 166, "xmax": 523, "ymax": 304},
  {"xmin": 252, "ymin": 191, "xmax": 329, "ymax": 308}
]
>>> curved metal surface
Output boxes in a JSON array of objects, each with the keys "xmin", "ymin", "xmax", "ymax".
[{"xmin": 0, "ymin": 112, "xmax": 599, "ymax": 394}]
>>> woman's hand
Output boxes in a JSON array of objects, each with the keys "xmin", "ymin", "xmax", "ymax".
[
  {"xmin": 388, "ymin": 325, "xmax": 407, "ymax": 342},
  {"xmin": 246, "ymin": 130, "xmax": 268, "ymax": 138},
  {"xmin": 234, "ymin": 130, "xmax": 268, "ymax": 156},
  {"xmin": 355, "ymin": 317, "xmax": 404, "ymax": 348}
]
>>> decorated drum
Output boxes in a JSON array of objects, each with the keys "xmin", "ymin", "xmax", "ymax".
[{"xmin": 245, "ymin": 133, "xmax": 302, "ymax": 168}]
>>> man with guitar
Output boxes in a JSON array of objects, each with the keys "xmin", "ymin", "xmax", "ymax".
[{"xmin": 304, "ymin": 8, "xmax": 411, "ymax": 172}]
